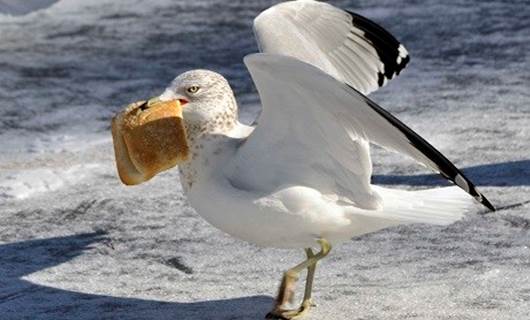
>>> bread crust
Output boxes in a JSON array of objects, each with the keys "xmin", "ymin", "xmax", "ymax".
[{"xmin": 111, "ymin": 99, "xmax": 189, "ymax": 185}]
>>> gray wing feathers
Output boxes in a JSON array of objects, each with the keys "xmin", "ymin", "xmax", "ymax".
[{"xmin": 241, "ymin": 54, "xmax": 494, "ymax": 211}]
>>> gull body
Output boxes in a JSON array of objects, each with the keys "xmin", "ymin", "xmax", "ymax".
[
  {"xmin": 141, "ymin": 1, "xmax": 495, "ymax": 318},
  {"xmin": 163, "ymin": 67, "xmax": 481, "ymax": 250},
  {"xmin": 180, "ymin": 124, "xmax": 390, "ymax": 249}
]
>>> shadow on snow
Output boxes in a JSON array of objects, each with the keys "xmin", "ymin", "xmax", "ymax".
[
  {"xmin": 373, "ymin": 160, "xmax": 530, "ymax": 187},
  {"xmin": 0, "ymin": 232, "xmax": 272, "ymax": 319}
]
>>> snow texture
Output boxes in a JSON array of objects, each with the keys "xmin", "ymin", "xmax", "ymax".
[{"xmin": 0, "ymin": 0, "xmax": 529, "ymax": 319}]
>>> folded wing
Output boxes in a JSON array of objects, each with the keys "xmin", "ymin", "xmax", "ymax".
[
  {"xmin": 253, "ymin": 0, "xmax": 409, "ymax": 95},
  {"xmin": 227, "ymin": 54, "xmax": 494, "ymax": 211}
]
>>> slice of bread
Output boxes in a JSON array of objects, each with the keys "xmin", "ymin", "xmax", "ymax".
[{"xmin": 111, "ymin": 99, "xmax": 189, "ymax": 185}]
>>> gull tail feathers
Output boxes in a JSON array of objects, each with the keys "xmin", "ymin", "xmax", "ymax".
[{"xmin": 371, "ymin": 185, "xmax": 477, "ymax": 225}]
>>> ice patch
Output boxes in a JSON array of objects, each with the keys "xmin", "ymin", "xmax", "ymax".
[
  {"xmin": 0, "ymin": 163, "xmax": 103, "ymax": 200},
  {"xmin": 0, "ymin": 0, "xmax": 59, "ymax": 16}
]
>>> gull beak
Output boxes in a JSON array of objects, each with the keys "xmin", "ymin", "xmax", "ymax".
[{"xmin": 111, "ymin": 96, "xmax": 190, "ymax": 185}]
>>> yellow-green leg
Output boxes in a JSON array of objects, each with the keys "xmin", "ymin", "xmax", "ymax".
[
  {"xmin": 266, "ymin": 239, "xmax": 331, "ymax": 320},
  {"xmin": 302, "ymin": 248, "xmax": 317, "ymax": 307}
]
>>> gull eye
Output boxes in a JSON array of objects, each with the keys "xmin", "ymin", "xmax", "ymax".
[{"xmin": 186, "ymin": 86, "xmax": 200, "ymax": 94}]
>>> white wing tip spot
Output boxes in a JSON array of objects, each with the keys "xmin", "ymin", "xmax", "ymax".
[
  {"xmin": 455, "ymin": 173, "xmax": 471, "ymax": 194},
  {"xmin": 398, "ymin": 44, "xmax": 408, "ymax": 57}
]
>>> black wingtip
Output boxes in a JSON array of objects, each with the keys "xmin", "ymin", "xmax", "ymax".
[
  {"xmin": 464, "ymin": 178, "xmax": 495, "ymax": 212},
  {"xmin": 346, "ymin": 10, "xmax": 409, "ymax": 87},
  {"xmin": 456, "ymin": 175, "xmax": 496, "ymax": 213},
  {"xmin": 343, "ymin": 83, "xmax": 496, "ymax": 214},
  {"xmin": 480, "ymin": 195, "xmax": 496, "ymax": 212}
]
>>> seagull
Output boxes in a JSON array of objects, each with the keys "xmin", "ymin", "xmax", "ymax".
[{"xmin": 112, "ymin": 0, "xmax": 494, "ymax": 318}]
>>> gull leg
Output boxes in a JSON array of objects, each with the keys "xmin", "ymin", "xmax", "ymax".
[
  {"xmin": 266, "ymin": 239, "xmax": 331, "ymax": 320},
  {"xmin": 302, "ymin": 248, "xmax": 317, "ymax": 307}
]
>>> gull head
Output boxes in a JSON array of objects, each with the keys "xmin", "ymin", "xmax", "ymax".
[
  {"xmin": 110, "ymin": 69, "xmax": 238, "ymax": 186},
  {"xmin": 159, "ymin": 69, "xmax": 238, "ymax": 136}
]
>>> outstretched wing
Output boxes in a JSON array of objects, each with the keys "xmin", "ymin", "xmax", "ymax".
[
  {"xmin": 253, "ymin": 0, "xmax": 409, "ymax": 95},
  {"xmin": 227, "ymin": 54, "xmax": 494, "ymax": 211}
]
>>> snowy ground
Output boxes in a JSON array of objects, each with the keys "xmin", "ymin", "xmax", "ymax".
[{"xmin": 1, "ymin": 0, "xmax": 529, "ymax": 319}]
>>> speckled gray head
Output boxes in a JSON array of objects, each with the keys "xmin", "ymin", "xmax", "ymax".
[{"xmin": 160, "ymin": 70, "xmax": 238, "ymax": 134}]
